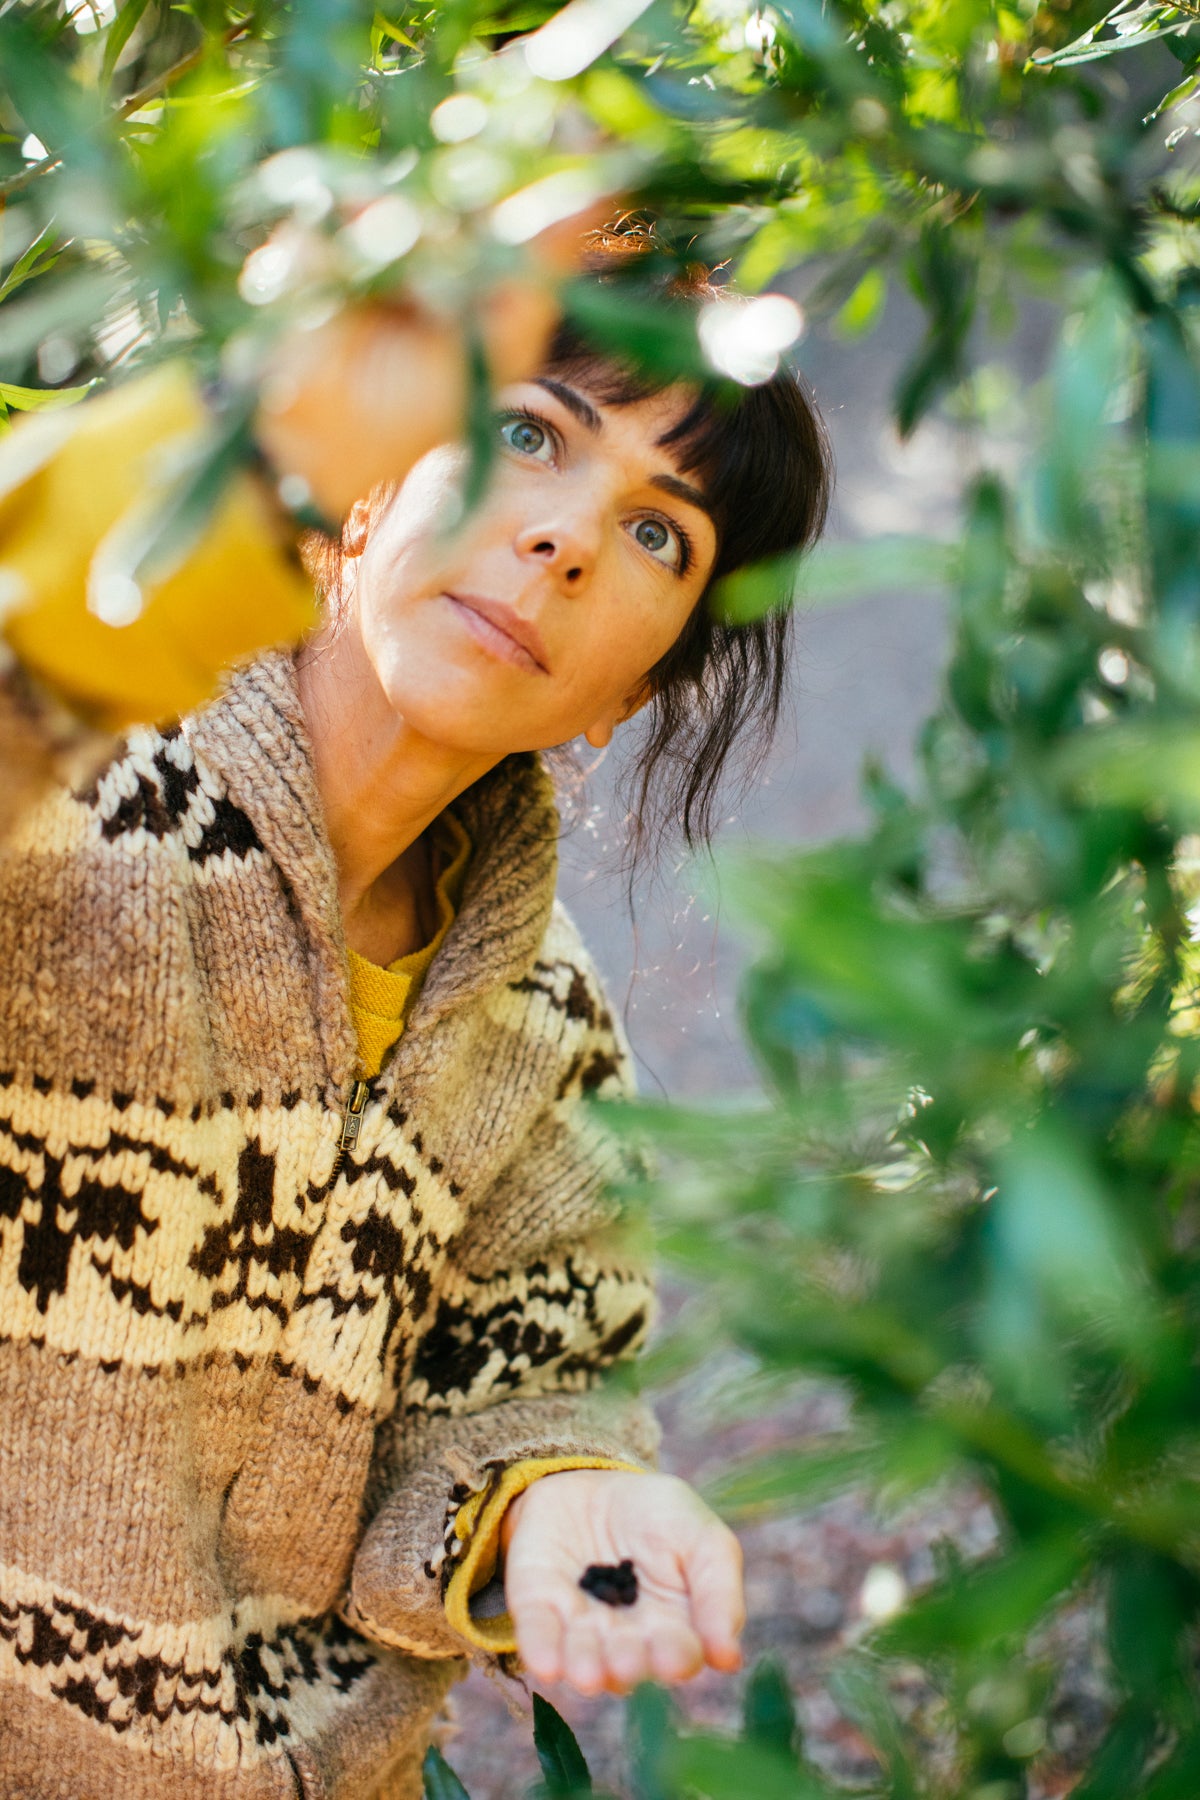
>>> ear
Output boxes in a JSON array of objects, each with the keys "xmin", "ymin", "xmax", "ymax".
[
  {"xmin": 341, "ymin": 496, "xmax": 373, "ymax": 559},
  {"xmin": 582, "ymin": 682, "xmax": 652, "ymax": 750}
]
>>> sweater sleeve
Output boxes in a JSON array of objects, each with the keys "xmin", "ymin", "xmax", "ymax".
[
  {"xmin": 345, "ymin": 947, "xmax": 661, "ymax": 1667},
  {"xmin": 0, "ymin": 365, "xmax": 315, "ymax": 841}
]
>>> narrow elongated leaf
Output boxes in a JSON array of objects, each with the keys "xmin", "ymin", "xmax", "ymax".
[
  {"xmin": 423, "ymin": 1744, "xmax": 472, "ymax": 1800},
  {"xmin": 669, "ymin": 1732, "xmax": 835, "ymax": 1799},
  {"xmin": 875, "ymin": 1534, "xmax": 1090, "ymax": 1659},
  {"xmin": 101, "ymin": 0, "xmax": 152, "ymax": 86},
  {"xmin": 532, "ymin": 1694, "xmax": 592, "ymax": 1795},
  {"xmin": 742, "ymin": 1657, "xmax": 800, "ymax": 1764},
  {"xmin": 0, "ymin": 223, "xmax": 62, "ymax": 305},
  {"xmin": 704, "ymin": 1445, "xmax": 877, "ymax": 1517},
  {"xmin": 627, "ymin": 1686, "xmax": 677, "ymax": 1800},
  {"xmin": 827, "ymin": 1659, "xmax": 920, "ymax": 1800},
  {"xmin": 0, "ymin": 381, "xmax": 92, "ymax": 412}
]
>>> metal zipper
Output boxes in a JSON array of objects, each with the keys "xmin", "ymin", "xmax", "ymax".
[{"xmin": 330, "ymin": 1077, "xmax": 369, "ymax": 1179}]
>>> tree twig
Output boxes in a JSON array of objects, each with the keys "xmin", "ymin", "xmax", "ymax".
[{"xmin": 0, "ymin": 21, "xmax": 251, "ymax": 202}]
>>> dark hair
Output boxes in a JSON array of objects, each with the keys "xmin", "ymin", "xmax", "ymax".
[
  {"xmin": 305, "ymin": 228, "xmax": 832, "ymax": 856},
  {"xmin": 544, "ymin": 239, "xmax": 831, "ymax": 854}
]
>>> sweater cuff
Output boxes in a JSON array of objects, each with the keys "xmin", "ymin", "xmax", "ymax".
[{"xmin": 442, "ymin": 1456, "xmax": 642, "ymax": 1655}]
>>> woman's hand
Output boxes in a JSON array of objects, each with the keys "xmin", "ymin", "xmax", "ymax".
[
  {"xmin": 254, "ymin": 207, "xmax": 598, "ymax": 524},
  {"xmin": 254, "ymin": 283, "xmax": 557, "ymax": 525},
  {"xmin": 501, "ymin": 1470, "xmax": 745, "ymax": 1696}
]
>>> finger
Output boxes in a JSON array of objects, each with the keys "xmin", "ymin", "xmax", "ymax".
[
  {"xmin": 597, "ymin": 1620, "xmax": 649, "ymax": 1695},
  {"xmin": 645, "ymin": 1616, "xmax": 705, "ymax": 1688},
  {"xmin": 513, "ymin": 1600, "xmax": 566, "ymax": 1687},
  {"xmin": 562, "ymin": 1619, "xmax": 607, "ymax": 1698},
  {"xmin": 683, "ymin": 1528, "xmax": 746, "ymax": 1671},
  {"xmin": 525, "ymin": 197, "xmax": 618, "ymax": 276}
]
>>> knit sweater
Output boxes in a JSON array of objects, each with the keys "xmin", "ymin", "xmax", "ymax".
[{"xmin": 0, "ymin": 647, "xmax": 658, "ymax": 1799}]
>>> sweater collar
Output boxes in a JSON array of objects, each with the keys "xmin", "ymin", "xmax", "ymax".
[{"xmin": 186, "ymin": 649, "xmax": 561, "ymax": 1085}]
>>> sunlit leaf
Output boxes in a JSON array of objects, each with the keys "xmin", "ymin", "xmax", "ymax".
[{"xmin": 0, "ymin": 380, "xmax": 93, "ymax": 411}]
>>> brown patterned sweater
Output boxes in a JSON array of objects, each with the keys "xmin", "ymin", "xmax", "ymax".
[{"xmin": 0, "ymin": 648, "xmax": 657, "ymax": 1799}]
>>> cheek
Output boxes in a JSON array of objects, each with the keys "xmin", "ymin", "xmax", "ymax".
[
  {"xmin": 393, "ymin": 446, "xmax": 466, "ymax": 531},
  {"xmin": 354, "ymin": 453, "xmax": 466, "ymax": 628},
  {"xmin": 554, "ymin": 591, "xmax": 693, "ymax": 725}
]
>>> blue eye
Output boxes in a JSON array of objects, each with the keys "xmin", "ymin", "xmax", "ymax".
[
  {"xmin": 631, "ymin": 515, "xmax": 683, "ymax": 567},
  {"xmin": 500, "ymin": 415, "xmax": 552, "ymax": 459},
  {"xmin": 635, "ymin": 518, "xmax": 670, "ymax": 554}
]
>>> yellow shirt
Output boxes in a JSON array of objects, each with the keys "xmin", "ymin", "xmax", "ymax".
[{"xmin": 347, "ymin": 812, "xmax": 472, "ymax": 1078}]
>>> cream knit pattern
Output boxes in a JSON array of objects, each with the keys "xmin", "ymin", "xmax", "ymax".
[{"xmin": 0, "ymin": 648, "xmax": 657, "ymax": 1799}]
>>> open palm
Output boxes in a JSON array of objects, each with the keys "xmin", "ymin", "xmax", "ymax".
[{"xmin": 501, "ymin": 1470, "xmax": 745, "ymax": 1697}]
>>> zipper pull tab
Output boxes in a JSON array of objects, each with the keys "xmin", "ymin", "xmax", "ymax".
[{"xmin": 339, "ymin": 1079, "xmax": 369, "ymax": 1152}]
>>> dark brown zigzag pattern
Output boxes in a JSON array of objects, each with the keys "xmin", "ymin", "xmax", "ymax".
[
  {"xmin": 0, "ymin": 1103, "xmax": 452, "ymax": 1388},
  {"xmin": 0, "ymin": 1589, "xmax": 374, "ymax": 1747},
  {"xmin": 76, "ymin": 727, "xmax": 264, "ymax": 865},
  {"xmin": 508, "ymin": 959, "xmax": 613, "ymax": 1034},
  {"xmin": 407, "ymin": 1255, "xmax": 649, "ymax": 1410},
  {"xmin": 0, "ymin": 1121, "xmax": 204, "ymax": 1316},
  {"xmin": 296, "ymin": 1144, "xmax": 446, "ymax": 1384},
  {"xmin": 189, "ymin": 1137, "xmax": 316, "ymax": 1325}
]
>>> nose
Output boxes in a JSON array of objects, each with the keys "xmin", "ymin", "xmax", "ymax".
[{"xmin": 514, "ymin": 508, "xmax": 599, "ymax": 589}]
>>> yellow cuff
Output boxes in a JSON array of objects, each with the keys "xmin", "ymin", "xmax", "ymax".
[{"xmin": 442, "ymin": 1455, "xmax": 643, "ymax": 1655}]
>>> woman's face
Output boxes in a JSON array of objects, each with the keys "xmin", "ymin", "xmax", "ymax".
[{"xmin": 343, "ymin": 373, "xmax": 718, "ymax": 755}]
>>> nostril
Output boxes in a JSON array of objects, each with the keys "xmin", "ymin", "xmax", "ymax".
[
  {"xmin": 533, "ymin": 540, "xmax": 555, "ymax": 555},
  {"xmin": 566, "ymin": 567, "xmax": 582, "ymax": 583}
]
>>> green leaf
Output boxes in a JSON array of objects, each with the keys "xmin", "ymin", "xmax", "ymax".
[
  {"xmin": 827, "ymin": 1658, "xmax": 920, "ymax": 1800},
  {"xmin": 461, "ymin": 327, "xmax": 496, "ymax": 517},
  {"xmin": 704, "ymin": 1445, "xmax": 877, "ymax": 1517},
  {"xmin": 742, "ymin": 1657, "xmax": 800, "ymax": 1764},
  {"xmin": 0, "ymin": 223, "xmax": 64, "ymax": 306},
  {"xmin": 1030, "ymin": 2, "xmax": 1197, "ymax": 68},
  {"xmin": 711, "ymin": 549, "xmax": 801, "ymax": 624},
  {"xmin": 834, "ymin": 266, "xmax": 887, "ymax": 338},
  {"xmin": 875, "ymin": 1534, "xmax": 1090, "ymax": 1659},
  {"xmin": 373, "ymin": 11, "xmax": 418, "ymax": 51},
  {"xmin": 423, "ymin": 1744, "xmax": 472, "ymax": 1800},
  {"xmin": 562, "ymin": 281, "xmax": 708, "ymax": 385},
  {"xmin": 101, "ymin": 0, "xmax": 152, "ymax": 87},
  {"xmin": 714, "ymin": 534, "xmax": 955, "ymax": 628},
  {"xmin": 627, "ymin": 1686, "xmax": 677, "ymax": 1800},
  {"xmin": 532, "ymin": 1694, "xmax": 592, "ymax": 1796},
  {"xmin": 668, "ymin": 1732, "xmax": 836, "ymax": 1799},
  {"xmin": 989, "ymin": 1117, "xmax": 1155, "ymax": 1355},
  {"xmin": 0, "ymin": 380, "xmax": 92, "ymax": 412},
  {"xmin": 801, "ymin": 536, "xmax": 957, "ymax": 609}
]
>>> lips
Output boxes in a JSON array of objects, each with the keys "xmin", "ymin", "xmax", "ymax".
[{"xmin": 444, "ymin": 591, "xmax": 550, "ymax": 674}]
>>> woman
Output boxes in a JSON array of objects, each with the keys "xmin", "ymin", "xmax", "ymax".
[{"xmin": 0, "ymin": 236, "xmax": 830, "ymax": 1797}]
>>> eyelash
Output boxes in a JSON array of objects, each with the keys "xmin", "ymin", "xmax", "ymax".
[{"xmin": 496, "ymin": 406, "xmax": 694, "ymax": 578}]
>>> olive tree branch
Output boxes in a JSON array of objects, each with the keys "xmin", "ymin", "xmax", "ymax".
[{"xmin": 0, "ymin": 21, "xmax": 251, "ymax": 201}]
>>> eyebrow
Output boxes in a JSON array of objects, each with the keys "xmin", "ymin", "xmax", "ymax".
[
  {"xmin": 533, "ymin": 377, "xmax": 718, "ymax": 528},
  {"xmin": 533, "ymin": 377, "xmax": 601, "ymax": 433},
  {"xmin": 648, "ymin": 471, "xmax": 715, "ymax": 524}
]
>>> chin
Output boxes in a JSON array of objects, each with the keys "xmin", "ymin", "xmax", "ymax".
[{"xmin": 373, "ymin": 649, "xmax": 543, "ymax": 759}]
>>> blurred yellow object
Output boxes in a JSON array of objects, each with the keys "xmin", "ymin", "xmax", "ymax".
[{"xmin": 0, "ymin": 364, "xmax": 317, "ymax": 730}]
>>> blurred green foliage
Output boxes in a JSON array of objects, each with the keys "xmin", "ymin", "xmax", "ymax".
[{"xmin": 6, "ymin": 0, "xmax": 1200, "ymax": 1794}]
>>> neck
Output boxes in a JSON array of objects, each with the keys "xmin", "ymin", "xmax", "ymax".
[{"xmin": 296, "ymin": 623, "xmax": 496, "ymax": 952}]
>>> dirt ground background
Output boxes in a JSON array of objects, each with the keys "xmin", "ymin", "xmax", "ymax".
[{"xmin": 436, "ymin": 290, "xmax": 1071, "ymax": 1796}]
